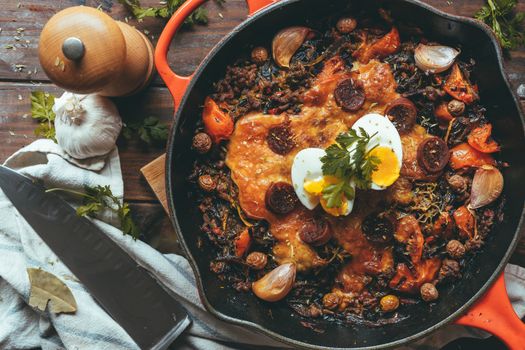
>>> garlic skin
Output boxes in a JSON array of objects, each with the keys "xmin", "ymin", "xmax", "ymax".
[
  {"xmin": 469, "ymin": 165, "xmax": 504, "ymax": 209},
  {"xmin": 414, "ymin": 44, "xmax": 459, "ymax": 73},
  {"xmin": 53, "ymin": 93, "xmax": 122, "ymax": 159}
]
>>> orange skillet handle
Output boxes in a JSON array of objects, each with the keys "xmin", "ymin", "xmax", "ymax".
[
  {"xmin": 155, "ymin": 0, "xmax": 277, "ymax": 111},
  {"xmin": 454, "ymin": 273, "xmax": 525, "ymax": 350}
]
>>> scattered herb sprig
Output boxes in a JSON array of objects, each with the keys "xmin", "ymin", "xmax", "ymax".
[
  {"xmin": 30, "ymin": 91, "xmax": 56, "ymax": 141},
  {"xmin": 320, "ymin": 129, "xmax": 381, "ymax": 208},
  {"xmin": 117, "ymin": 0, "xmax": 210, "ymax": 25},
  {"xmin": 46, "ymin": 185, "xmax": 140, "ymax": 239},
  {"xmin": 122, "ymin": 116, "xmax": 169, "ymax": 146},
  {"xmin": 475, "ymin": 0, "xmax": 525, "ymax": 49}
]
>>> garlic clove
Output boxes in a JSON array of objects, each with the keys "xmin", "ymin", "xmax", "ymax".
[
  {"xmin": 469, "ymin": 165, "xmax": 504, "ymax": 209},
  {"xmin": 252, "ymin": 263, "xmax": 296, "ymax": 302},
  {"xmin": 272, "ymin": 26, "xmax": 313, "ymax": 68},
  {"xmin": 414, "ymin": 44, "xmax": 459, "ymax": 73}
]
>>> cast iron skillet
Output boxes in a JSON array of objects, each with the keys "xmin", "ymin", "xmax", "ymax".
[{"xmin": 157, "ymin": 0, "xmax": 525, "ymax": 348}]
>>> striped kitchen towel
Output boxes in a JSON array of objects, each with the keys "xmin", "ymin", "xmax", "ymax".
[{"xmin": 0, "ymin": 139, "xmax": 524, "ymax": 350}]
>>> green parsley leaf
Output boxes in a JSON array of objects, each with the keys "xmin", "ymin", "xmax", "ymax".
[
  {"xmin": 475, "ymin": 0, "xmax": 525, "ymax": 49},
  {"xmin": 122, "ymin": 116, "xmax": 169, "ymax": 146},
  {"xmin": 30, "ymin": 91, "xmax": 56, "ymax": 141},
  {"xmin": 46, "ymin": 185, "xmax": 141, "ymax": 240},
  {"xmin": 117, "ymin": 0, "xmax": 210, "ymax": 26},
  {"xmin": 320, "ymin": 129, "xmax": 381, "ymax": 208}
]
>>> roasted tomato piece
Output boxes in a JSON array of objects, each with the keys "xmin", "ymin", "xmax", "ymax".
[
  {"xmin": 234, "ymin": 228, "xmax": 251, "ymax": 257},
  {"xmin": 265, "ymin": 182, "xmax": 298, "ymax": 215},
  {"xmin": 467, "ymin": 124, "xmax": 500, "ymax": 153},
  {"xmin": 334, "ymin": 78, "xmax": 366, "ymax": 112},
  {"xmin": 434, "ymin": 102, "xmax": 454, "ymax": 124},
  {"xmin": 267, "ymin": 123, "xmax": 295, "ymax": 155},
  {"xmin": 453, "ymin": 205, "xmax": 476, "ymax": 239},
  {"xmin": 444, "ymin": 63, "xmax": 478, "ymax": 104},
  {"xmin": 356, "ymin": 27, "xmax": 401, "ymax": 64},
  {"xmin": 389, "ymin": 258, "xmax": 441, "ymax": 294},
  {"xmin": 384, "ymin": 97, "xmax": 417, "ymax": 133},
  {"xmin": 299, "ymin": 215, "xmax": 332, "ymax": 246},
  {"xmin": 394, "ymin": 215, "xmax": 424, "ymax": 264},
  {"xmin": 202, "ymin": 96, "xmax": 234, "ymax": 143},
  {"xmin": 432, "ymin": 212, "xmax": 455, "ymax": 239},
  {"xmin": 417, "ymin": 137, "xmax": 450, "ymax": 174},
  {"xmin": 449, "ymin": 143, "xmax": 495, "ymax": 170},
  {"xmin": 362, "ymin": 212, "xmax": 395, "ymax": 243}
]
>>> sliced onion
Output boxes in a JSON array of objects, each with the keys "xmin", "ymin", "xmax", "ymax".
[
  {"xmin": 414, "ymin": 44, "xmax": 459, "ymax": 73},
  {"xmin": 272, "ymin": 26, "xmax": 313, "ymax": 68},
  {"xmin": 469, "ymin": 165, "xmax": 504, "ymax": 209},
  {"xmin": 252, "ymin": 263, "xmax": 296, "ymax": 302}
]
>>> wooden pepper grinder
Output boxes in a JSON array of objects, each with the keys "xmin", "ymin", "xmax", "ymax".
[{"xmin": 39, "ymin": 6, "xmax": 154, "ymax": 96}]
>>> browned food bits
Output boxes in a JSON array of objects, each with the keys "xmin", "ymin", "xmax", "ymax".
[
  {"xmin": 198, "ymin": 174, "xmax": 216, "ymax": 192},
  {"xmin": 447, "ymin": 174, "xmax": 470, "ymax": 193},
  {"xmin": 246, "ymin": 252, "xmax": 268, "ymax": 270},
  {"xmin": 267, "ymin": 124, "xmax": 295, "ymax": 155},
  {"xmin": 299, "ymin": 216, "xmax": 332, "ymax": 246},
  {"xmin": 192, "ymin": 132, "xmax": 212, "ymax": 154},
  {"xmin": 438, "ymin": 258, "xmax": 462, "ymax": 282},
  {"xmin": 265, "ymin": 182, "xmax": 298, "ymax": 214},
  {"xmin": 417, "ymin": 137, "xmax": 450, "ymax": 174},
  {"xmin": 334, "ymin": 79, "xmax": 366, "ymax": 112},
  {"xmin": 336, "ymin": 17, "xmax": 357, "ymax": 33},
  {"xmin": 362, "ymin": 212, "xmax": 394, "ymax": 243},
  {"xmin": 446, "ymin": 239, "xmax": 466, "ymax": 259},
  {"xmin": 447, "ymin": 99, "xmax": 466, "ymax": 117},
  {"xmin": 384, "ymin": 97, "xmax": 417, "ymax": 133},
  {"xmin": 420, "ymin": 283, "xmax": 439, "ymax": 302},
  {"xmin": 322, "ymin": 292, "xmax": 341, "ymax": 310},
  {"xmin": 380, "ymin": 295, "xmax": 400, "ymax": 312},
  {"xmin": 251, "ymin": 46, "xmax": 269, "ymax": 64}
]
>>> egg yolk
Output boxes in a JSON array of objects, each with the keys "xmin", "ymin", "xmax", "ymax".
[
  {"xmin": 303, "ymin": 176, "xmax": 348, "ymax": 216},
  {"xmin": 369, "ymin": 146, "xmax": 400, "ymax": 187}
]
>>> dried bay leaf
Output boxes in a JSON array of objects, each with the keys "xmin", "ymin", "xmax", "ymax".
[{"xmin": 27, "ymin": 268, "xmax": 77, "ymax": 314}]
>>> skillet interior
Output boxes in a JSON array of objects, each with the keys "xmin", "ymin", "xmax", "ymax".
[{"xmin": 166, "ymin": 0, "xmax": 525, "ymax": 348}]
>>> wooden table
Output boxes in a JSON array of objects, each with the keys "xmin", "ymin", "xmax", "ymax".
[{"xmin": 0, "ymin": 0, "xmax": 524, "ymax": 340}]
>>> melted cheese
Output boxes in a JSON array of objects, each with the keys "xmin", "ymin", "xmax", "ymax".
[{"xmin": 226, "ymin": 59, "xmax": 418, "ymax": 281}]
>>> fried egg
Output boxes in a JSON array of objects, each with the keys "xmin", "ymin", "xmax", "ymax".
[
  {"xmin": 351, "ymin": 113, "xmax": 402, "ymax": 190},
  {"xmin": 291, "ymin": 148, "xmax": 354, "ymax": 216}
]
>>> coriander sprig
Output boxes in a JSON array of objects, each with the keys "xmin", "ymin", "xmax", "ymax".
[
  {"xmin": 122, "ymin": 116, "xmax": 169, "ymax": 146},
  {"xmin": 46, "ymin": 185, "xmax": 140, "ymax": 240},
  {"xmin": 475, "ymin": 0, "xmax": 525, "ymax": 50},
  {"xmin": 30, "ymin": 91, "xmax": 56, "ymax": 141},
  {"xmin": 320, "ymin": 129, "xmax": 381, "ymax": 208},
  {"xmin": 117, "ymin": 0, "xmax": 210, "ymax": 25}
]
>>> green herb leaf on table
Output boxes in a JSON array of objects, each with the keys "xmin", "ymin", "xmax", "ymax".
[
  {"xmin": 117, "ymin": 0, "xmax": 210, "ymax": 25},
  {"xmin": 31, "ymin": 91, "xmax": 57, "ymax": 141},
  {"xmin": 122, "ymin": 116, "xmax": 169, "ymax": 146},
  {"xmin": 475, "ymin": 0, "xmax": 525, "ymax": 49},
  {"xmin": 320, "ymin": 129, "xmax": 380, "ymax": 208},
  {"xmin": 46, "ymin": 185, "xmax": 141, "ymax": 240}
]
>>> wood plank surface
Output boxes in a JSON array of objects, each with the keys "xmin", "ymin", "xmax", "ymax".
[{"xmin": 0, "ymin": 1, "xmax": 524, "ymax": 263}]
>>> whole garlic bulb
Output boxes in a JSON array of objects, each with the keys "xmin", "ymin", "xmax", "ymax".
[{"xmin": 53, "ymin": 92, "xmax": 122, "ymax": 159}]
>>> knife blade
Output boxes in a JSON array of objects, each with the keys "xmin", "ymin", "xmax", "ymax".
[{"xmin": 0, "ymin": 165, "xmax": 190, "ymax": 350}]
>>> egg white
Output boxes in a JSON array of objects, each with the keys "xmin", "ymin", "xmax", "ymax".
[
  {"xmin": 291, "ymin": 148, "xmax": 325, "ymax": 210},
  {"xmin": 350, "ymin": 113, "xmax": 403, "ymax": 190},
  {"xmin": 291, "ymin": 148, "xmax": 355, "ymax": 215}
]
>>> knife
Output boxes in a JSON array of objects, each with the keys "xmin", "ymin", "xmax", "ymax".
[{"xmin": 0, "ymin": 165, "xmax": 190, "ymax": 350}]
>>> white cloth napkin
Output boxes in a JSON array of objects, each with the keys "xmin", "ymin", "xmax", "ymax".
[{"xmin": 0, "ymin": 139, "xmax": 524, "ymax": 350}]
